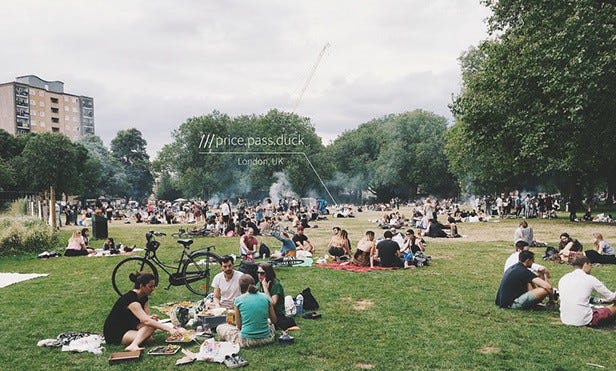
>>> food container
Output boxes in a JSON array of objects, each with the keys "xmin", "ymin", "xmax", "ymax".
[{"xmin": 197, "ymin": 315, "xmax": 227, "ymax": 333}]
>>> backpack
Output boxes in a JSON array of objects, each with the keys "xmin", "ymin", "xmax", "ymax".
[
  {"xmin": 300, "ymin": 287, "xmax": 319, "ymax": 310},
  {"xmin": 239, "ymin": 260, "xmax": 259, "ymax": 282},
  {"xmin": 413, "ymin": 251, "xmax": 431, "ymax": 267},
  {"xmin": 259, "ymin": 243, "xmax": 271, "ymax": 258},
  {"xmin": 543, "ymin": 246, "xmax": 559, "ymax": 261}
]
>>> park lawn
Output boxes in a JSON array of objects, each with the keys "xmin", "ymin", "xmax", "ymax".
[{"xmin": 1, "ymin": 209, "xmax": 616, "ymax": 370}]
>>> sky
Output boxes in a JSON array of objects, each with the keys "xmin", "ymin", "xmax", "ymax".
[{"xmin": 0, "ymin": 0, "xmax": 491, "ymax": 158}]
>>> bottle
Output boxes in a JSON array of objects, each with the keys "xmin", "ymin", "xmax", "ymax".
[{"xmin": 296, "ymin": 294, "xmax": 304, "ymax": 313}]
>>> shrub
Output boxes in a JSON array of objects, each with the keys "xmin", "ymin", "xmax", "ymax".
[{"xmin": 0, "ymin": 216, "xmax": 58, "ymax": 256}]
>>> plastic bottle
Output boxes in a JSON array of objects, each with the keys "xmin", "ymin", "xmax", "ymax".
[{"xmin": 296, "ymin": 294, "xmax": 304, "ymax": 314}]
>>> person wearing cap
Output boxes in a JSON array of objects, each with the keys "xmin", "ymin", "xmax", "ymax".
[
  {"xmin": 292, "ymin": 226, "xmax": 315, "ymax": 253},
  {"xmin": 558, "ymin": 255, "xmax": 616, "ymax": 327},
  {"xmin": 495, "ymin": 250, "xmax": 556, "ymax": 309}
]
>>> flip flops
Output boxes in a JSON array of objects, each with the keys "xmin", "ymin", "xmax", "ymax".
[{"xmin": 302, "ymin": 312, "xmax": 322, "ymax": 319}]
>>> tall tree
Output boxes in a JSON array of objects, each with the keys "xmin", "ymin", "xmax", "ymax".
[
  {"xmin": 111, "ymin": 128, "xmax": 153, "ymax": 201},
  {"xmin": 448, "ymin": 1, "xmax": 616, "ymax": 198}
]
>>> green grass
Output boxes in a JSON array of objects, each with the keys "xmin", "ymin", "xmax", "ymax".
[{"xmin": 2, "ymin": 210, "xmax": 616, "ymax": 370}]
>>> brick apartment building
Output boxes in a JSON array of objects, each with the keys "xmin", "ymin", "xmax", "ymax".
[{"xmin": 0, "ymin": 75, "xmax": 94, "ymax": 139}]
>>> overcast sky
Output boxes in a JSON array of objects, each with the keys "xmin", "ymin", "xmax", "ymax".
[{"xmin": 1, "ymin": 0, "xmax": 491, "ymax": 157}]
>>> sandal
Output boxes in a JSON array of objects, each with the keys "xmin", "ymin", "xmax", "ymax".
[
  {"xmin": 232, "ymin": 353, "xmax": 249, "ymax": 367},
  {"xmin": 302, "ymin": 312, "xmax": 322, "ymax": 319},
  {"xmin": 224, "ymin": 355, "xmax": 241, "ymax": 368}
]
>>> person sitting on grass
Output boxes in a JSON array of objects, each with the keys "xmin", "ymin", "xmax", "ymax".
[
  {"xmin": 292, "ymin": 226, "xmax": 315, "ymax": 253},
  {"xmin": 495, "ymin": 250, "xmax": 556, "ymax": 309},
  {"xmin": 371, "ymin": 230, "xmax": 402, "ymax": 268},
  {"xmin": 216, "ymin": 274, "xmax": 277, "ymax": 348},
  {"xmin": 103, "ymin": 272, "xmax": 185, "ymax": 352},
  {"xmin": 558, "ymin": 232, "xmax": 583, "ymax": 261},
  {"xmin": 239, "ymin": 227, "xmax": 259, "ymax": 260},
  {"xmin": 269, "ymin": 230, "xmax": 297, "ymax": 259},
  {"xmin": 256, "ymin": 263, "xmax": 298, "ymax": 331},
  {"xmin": 558, "ymin": 255, "xmax": 616, "ymax": 327},
  {"xmin": 504, "ymin": 241, "xmax": 551, "ymax": 283},
  {"xmin": 212, "ymin": 255, "xmax": 242, "ymax": 309},
  {"xmin": 327, "ymin": 228, "xmax": 351, "ymax": 261},
  {"xmin": 584, "ymin": 233, "xmax": 616, "ymax": 265},
  {"xmin": 64, "ymin": 230, "xmax": 95, "ymax": 256},
  {"xmin": 348, "ymin": 230, "xmax": 376, "ymax": 267},
  {"xmin": 513, "ymin": 220, "xmax": 544, "ymax": 247}
]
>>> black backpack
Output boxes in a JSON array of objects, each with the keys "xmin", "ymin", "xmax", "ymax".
[
  {"xmin": 300, "ymin": 287, "xmax": 319, "ymax": 310},
  {"xmin": 239, "ymin": 261, "xmax": 259, "ymax": 282}
]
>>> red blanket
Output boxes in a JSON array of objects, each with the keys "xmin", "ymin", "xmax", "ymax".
[{"xmin": 315, "ymin": 262, "xmax": 398, "ymax": 273}]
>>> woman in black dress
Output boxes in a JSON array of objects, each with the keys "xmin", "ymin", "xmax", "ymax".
[{"xmin": 103, "ymin": 272, "xmax": 184, "ymax": 351}]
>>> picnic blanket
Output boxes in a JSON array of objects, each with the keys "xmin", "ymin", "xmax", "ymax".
[
  {"xmin": 0, "ymin": 272, "xmax": 48, "ymax": 288},
  {"xmin": 87, "ymin": 248, "xmax": 144, "ymax": 257},
  {"xmin": 38, "ymin": 332, "xmax": 105, "ymax": 355},
  {"xmin": 175, "ymin": 338, "xmax": 239, "ymax": 365},
  {"xmin": 315, "ymin": 262, "xmax": 397, "ymax": 273}
]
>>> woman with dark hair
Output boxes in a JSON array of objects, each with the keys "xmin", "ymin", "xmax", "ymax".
[
  {"xmin": 558, "ymin": 233, "xmax": 583, "ymax": 260},
  {"xmin": 103, "ymin": 272, "xmax": 185, "ymax": 352},
  {"xmin": 216, "ymin": 274, "xmax": 277, "ymax": 348},
  {"xmin": 256, "ymin": 263, "xmax": 297, "ymax": 330}
]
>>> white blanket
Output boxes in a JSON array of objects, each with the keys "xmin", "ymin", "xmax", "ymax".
[{"xmin": 0, "ymin": 272, "xmax": 48, "ymax": 288}]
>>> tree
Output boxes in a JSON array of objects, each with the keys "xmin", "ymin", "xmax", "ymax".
[
  {"xmin": 79, "ymin": 135, "xmax": 128, "ymax": 199},
  {"xmin": 18, "ymin": 133, "xmax": 90, "ymax": 196},
  {"xmin": 111, "ymin": 128, "xmax": 153, "ymax": 201},
  {"xmin": 448, "ymin": 1, "xmax": 616, "ymax": 198}
]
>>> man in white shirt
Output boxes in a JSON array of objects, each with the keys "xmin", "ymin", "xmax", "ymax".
[
  {"xmin": 212, "ymin": 255, "xmax": 242, "ymax": 309},
  {"xmin": 558, "ymin": 255, "xmax": 616, "ymax": 327},
  {"xmin": 504, "ymin": 241, "xmax": 550, "ymax": 283},
  {"xmin": 220, "ymin": 199, "xmax": 231, "ymax": 227},
  {"xmin": 390, "ymin": 228, "xmax": 404, "ymax": 248}
]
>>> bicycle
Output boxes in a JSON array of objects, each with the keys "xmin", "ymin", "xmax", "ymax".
[
  {"xmin": 111, "ymin": 231, "xmax": 222, "ymax": 296},
  {"xmin": 171, "ymin": 227, "xmax": 212, "ymax": 238}
]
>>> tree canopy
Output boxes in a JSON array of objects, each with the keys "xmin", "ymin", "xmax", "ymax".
[{"xmin": 447, "ymin": 0, "xmax": 616, "ymax": 198}]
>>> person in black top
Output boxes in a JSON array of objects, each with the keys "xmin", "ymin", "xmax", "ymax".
[
  {"xmin": 373, "ymin": 231, "xmax": 402, "ymax": 268},
  {"xmin": 103, "ymin": 272, "xmax": 185, "ymax": 351},
  {"xmin": 495, "ymin": 250, "xmax": 555, "ymax": 309}
]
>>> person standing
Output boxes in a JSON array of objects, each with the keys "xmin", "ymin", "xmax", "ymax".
[
  {"xmin": 221, "ymin": 199, "xmax": 231, "ymax": 228},
  {"xmin": 559, "ymin": 255, "xmax": 616, "ymax": 327}
]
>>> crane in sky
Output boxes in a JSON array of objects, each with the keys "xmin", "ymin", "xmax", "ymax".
[{"xmin": 292, "ymin": 42, "xmax": 330, "ymax": 112}]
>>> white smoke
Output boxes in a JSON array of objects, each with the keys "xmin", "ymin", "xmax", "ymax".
[{"xmin": 269, "ymin": 172, "xmax": 298, "ymax": 204}]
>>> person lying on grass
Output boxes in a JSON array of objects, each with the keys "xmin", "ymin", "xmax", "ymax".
[
  {"xmin": 103, "ymin": 272, "xmax": 186, "ymax": 352},
  {"xmin": 559, "ymin": 255, "xmax": 616, "ymax": 327},
  {"xmin": 495, "ymin": 250, "xmax": 557, "ymax": 309}
]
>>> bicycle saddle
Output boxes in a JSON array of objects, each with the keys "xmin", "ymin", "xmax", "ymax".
[{"xmin": 177, "ymin": 239, "xmax": 194, "ymax": 248}]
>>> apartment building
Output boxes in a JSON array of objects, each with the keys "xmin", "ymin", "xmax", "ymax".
[{"xmin": 0, "ymin": 75, "xmax": 94, "ymax": 139}]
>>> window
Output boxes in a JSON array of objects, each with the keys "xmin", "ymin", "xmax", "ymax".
[
  {"xmin": 31, "ymin": 121, "xmax": 37, "ymax": 126},
  {"xmin": 64, "ymin": 106, "xmax": 69, "ymax": 111},
  {"xmin": 52, "ymin": 127, "xmax": 59, "ymax": 132},
  {"xmin": 39, "ymin": 101, "xmax": 44, "ymax": 107},
  {"xmin": 51, "ymin": 107, "xmax": 59, "ymax": 113},
  {"xmin": 31, "ymin": 109, "xmax": 37, "ymax": 116},
  {"xmin": 30, "ymin": 89, "xmax": 35, "ymax": 95},
  {"xmin": 30, "ymin": 100, "xmax": 36, "ymax": 106},
  {"xmin": 64, "ymin": 96, "xmax": 69, "ymax": 102},
  {"xmin": 40, "ymin": 112, "xmax": 45, "ymax": 117},
  {"xmin": 39, "ymin": 91, "xmax": 44, "ymax": 97},
  {"xmin": 72, "ymin": 107, "xmax": 78, "ymax": 112},
  {"xmin": 51, "ymin": 117, "xmax": 59, "ymax": 123},
  {"xmin": 50, "ymin": 97, "xmax": 59, "ymax": 104}
]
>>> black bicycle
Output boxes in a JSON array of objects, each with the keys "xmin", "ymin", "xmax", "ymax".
[
  {"xmin": 111, "ymin": 231, "xmax": 221, "ymax": 296},
  {"xmin": 171, "ymin": 227, "xmax": 212, "ymax": 238}
]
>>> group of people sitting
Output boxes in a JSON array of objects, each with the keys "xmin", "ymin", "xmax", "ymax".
[
  {"xmin": 328, "ymin": 226, "xmax": 428, "ymax": 269},
  {"xmin": 239, "ymin": 225, "xmax": 315, "ymax": 261},
  {"xmin": 104, "ymin": 255, "xmax": 296, "ymax": 351},
  {"xmin": 64, "ymin": 228, "xmax": 134, "ymax": 257},
  {"xmin": 497, "ymin": 225, "xmax": 616, "ymax": 328}
]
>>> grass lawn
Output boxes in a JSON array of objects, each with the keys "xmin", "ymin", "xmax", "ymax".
[{"xmin": 2, "ymin": 208, "xmax": 616, "ymax": 370}]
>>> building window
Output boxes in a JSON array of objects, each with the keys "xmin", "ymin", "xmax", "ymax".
[
  {"xmin": 51, "ymin": 117, "xmax": 59, "ymax": 123},
  {"xmin": 31, "ymin": 121, "xmax": 37, "ymax": 126},
  {"xmin": 72, "ymin": 107, "xmax": 78, "ymax": 112},
  {"xmin": 39, "ymin": 101, "xmax": 45, "ymax": 107},
  {"xmin": 50, "ymin": 97, "xmax": 59, "ymax": 103},
  {"xmin": 52, "ymin": 127, "xmax": 59, "ymax": 132},
  {"xmin": 30, "ymin": 100, "xmax": 36, "ymax": 106},
  {"xmin": 39, "ymin": 91, "xmax": 44, "ymax": 97},
  {"xmin": 30, "ymin": 89, "xmax": 35, "ymax": 95},
  {"xmin": 31, "ymin": 109, "xmax": 37, "ymax": 116},
  {"xmin": 40, "ymin": 112, "xmax": 45, "ymax": 117},
  {"xmin": 51, "ymin": 107, "xmax": 59, "ymax": 113},
  {"xmin": 64, "ymin": 96, "xmax": 69, "ymax": 102},
  {"xmin": 64, "ymin": 106, "xmax": 69, "ymax": 111}
]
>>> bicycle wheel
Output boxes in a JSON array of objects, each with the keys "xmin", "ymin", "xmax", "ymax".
[
  {"xmin": 182, "ymin": 251, "xmax": 221, "ymax": 296},
  {"xmin": 112, "ymin": 257, "xmax": 159, "ymax": 296},
  {"xmin": 270, "ymin": 258, "xmax": 305, "ymax": 267}
]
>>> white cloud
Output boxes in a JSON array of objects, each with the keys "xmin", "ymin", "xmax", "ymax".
[{"xmin": 0, "ymin": 0, "xmax": 490, "ymax": 156}]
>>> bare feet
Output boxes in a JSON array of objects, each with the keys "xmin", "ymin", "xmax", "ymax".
[{"xmin": 124, "ymin": 345, "xmax": 144, "ymax": 352}]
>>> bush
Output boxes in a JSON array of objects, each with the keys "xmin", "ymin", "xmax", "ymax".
[{"xmin": 0, "ymin": 216, "xmax": 58, "ymax": 256}]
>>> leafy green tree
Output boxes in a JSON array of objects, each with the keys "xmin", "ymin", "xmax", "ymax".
[
  {"xmin": 111, "ymin": 128, "xmax": 153, "ymax": 201},
  {"xmin": 79, "ymin": 135, "xmax": 128, "ymax": 199},
  {"xmin": 448, "ymin": 1, "xmax": 616, "ymax": 199},
  {"xmin": 18, "ymin": 133, "xmax": 90, "ymax": 196}
]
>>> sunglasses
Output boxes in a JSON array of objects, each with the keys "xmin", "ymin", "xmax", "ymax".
[{"xmin": 257, "ymin": 271, "xmax": 265, "ymax": 274}]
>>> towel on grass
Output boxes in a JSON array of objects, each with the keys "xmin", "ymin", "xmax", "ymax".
[
  {"xmin": 0, "ymin": 272, "xmax": 48, "ymax": 288},
  {"xmin": 315, "ymin": 262, "xmax": 397, "ymax": 273}
]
